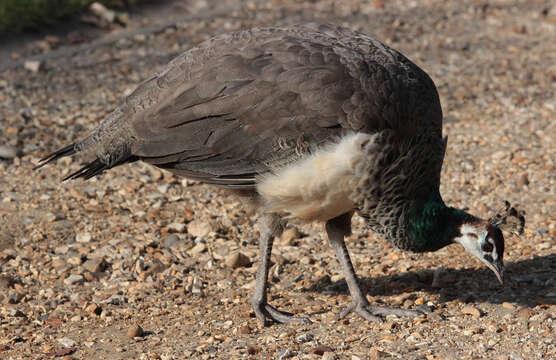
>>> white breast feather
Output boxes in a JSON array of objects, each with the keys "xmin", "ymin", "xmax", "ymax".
[{"xmin": 256, "ymin": 133, "xmax": 374, "ymax": 222}]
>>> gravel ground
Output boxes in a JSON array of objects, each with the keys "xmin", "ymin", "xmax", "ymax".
[{"xmin": 1, "ymin": 0, "xmax": 555, "ymax": 359}]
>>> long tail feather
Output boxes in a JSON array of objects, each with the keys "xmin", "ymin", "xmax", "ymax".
[
  {"xmin": 62, "ymin": 159, "xmax": 108, "ymax": 181},
  {"xmin": 33, "ymin": 144, "xmax": 77, "ymax": 170}
]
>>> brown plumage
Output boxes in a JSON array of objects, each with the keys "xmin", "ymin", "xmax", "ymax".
[{"xmin": 37, "ymin": 23, "xmax": 512, "ymax": 325}]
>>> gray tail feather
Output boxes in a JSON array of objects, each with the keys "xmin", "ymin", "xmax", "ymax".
[
  {"xmin": 34, "ymin": 106, "xmax": 138, "ymax": 180},
  {"xmin": 34, "ymin": 141, "xmax": 137, "ymax": 180},
  {"xmin": 33, "ymin": 143, "xmax": 77, "ymax": 170},
  {"xmin": 34, "ymin": 135, "xmax": 137, "ymax": 181}
]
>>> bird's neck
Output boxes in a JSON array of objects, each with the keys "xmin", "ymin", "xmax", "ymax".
[{"xmin": 406, "ymin": 190, "xmax": 476, "ymax": 252}]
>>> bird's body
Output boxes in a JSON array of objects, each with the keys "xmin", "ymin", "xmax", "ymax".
[{"xmin": 37, "ymin": 24, "xmax": 509, "ymax": 325}]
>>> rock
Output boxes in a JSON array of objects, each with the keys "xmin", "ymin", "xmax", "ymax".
[
  {"xmin": 168, "ymin": 222, "xmax": 185, "ymax": 232},
  {"xmin": 75, "ymin": 232, "xmax": 92, "ymax": 243},
  {"xmin": 83, "ymin": 258, "xmax": 107, "ymax": 273},
  {"xmin": 515, "ymin": 308, "xmax": 531, "ymax": 322},
  {"xmin": 295, "ymin": 333, "xmax": 313, "ymax": 343},
  {"xmin": 127, "ymin": 324, "xmax": 144, "ymax": 338},
  {"xmin": 164, "ymin": 234, "xmax": 182, "ymax": 248},
  {"xmin": 64, "ymin": 274, "xmax": 84, "ymax": 286},
  {"xmin": 52, "ymin": 258, "xmax": 67, "ymax": 270},
  {"xmin": 281, "ymin": 227, "xmax": 300, "ymax": 245},
  {"xmin": 462, "ymin": 305, "xmax": 482, "ymax": 318},
  {"xmin": 322, "ymin": 353, "xmax": 337, "ymax": 360},
  {"xmin": 23, "ymin": 60, "xmax": 41, "ymax": 72},
  {"xmin": 237, "ymin": 325, "xmax": 251, "ymax": 335},
  {"xmin": 311, "ymin": 345, "xmax": 334, "ymax": 355},
  {"xmin": 0, "ymin": 274, "xmax": 15, "ymax": 288},
  {"xmin": 187, "ymin": 220, "xmax": 212, "ymax": 238},
  {"xmin": 502, "ymin": 302, "xmax": 515, "ymax": 310},
  {"xmin": 517, "ymin": 173, "xmax": 529, "ymax": 186},
  {"xmin": 277, "ymin": 349, "xmax": 296, "ymax": 359},
  {"xmin": 0, "ymin": 145, "xmax": 18, "ymax": 159},
  {"xmin": 225, "ymin": 252, "xmax": 250, "ymax": 268},
  {"xmin": 7, "ymin": 309, "xmax": 26, "ymax": 317},
  {"xmin": 90, "ymin": 2, "xmax": 116, "ymax": 23},
  {"xmin": 67, "ymin": 255, "xmax": 83, "ymax": 265},
  {"xmin": 188, "ymin": 242, "xmax": 207, "ymax": 256},
  {"xmin": 368, "ymin": 348, "xmax": 389, "ymax": 360},
  {"xmin": 57, "ymin": 337, "xmax": 75, "ymax": 347},
  {"xmin": 247, "ymin": 345, "xmax": 261, "ymax": 355},
  {"xmin": 186, "ymin": 276, "xmax": 203, "ymax": 294}
]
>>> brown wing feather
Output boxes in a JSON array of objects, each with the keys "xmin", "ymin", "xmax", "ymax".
[{"xmin": 122, "ymin": 25, "xmax": 442, "ymax": 187}]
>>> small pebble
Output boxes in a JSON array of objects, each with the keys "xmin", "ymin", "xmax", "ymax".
[
  {"xmin": 281, "ymin": 227, "xmax": 301, "ymax": 245},
  {"xmin": 163, "ymin": 234, "xmax": 181, "ymax": 248},
  {"xmin": 517, "ymin": 173, "xmax": 529, "ymax": 186},
  {"xmin": 237, "ymin": 325, "xmax": 251, "ymax": 335},
  {"xmin": 187, "ymin": 220, "xmax": 212, "ymax": 238},
  {"xmin": 461, "ymin": 305, "xmax": 482, "ymax": 318},
  {"xmin": 168, "ymin": 222, "xmax": 185, "ymax": 232},
  {"xmin": 188, "ymin": 242, "xmax": 207, "ymax": 256},
  {"xmin": 63, "ymin": 274, "xmax": 84, "ymax": 286},
  {"xmin": 277, "ymin": 349, "xmax": 296, "ymax": 359},
  {"xmin": 0, "ymin": 145, "xmax": 18, "ymax": 159},
  {"xmin": 75, "ymin": 232, "xmax": 92, "ymax": 243},
  {"xmin": 502, "ymin": 302, "xmax": 515, "ymax": 310},
  {"xmin": 85, "ymin": 303, "xmax": 102, "ymax": 316},
  {"xmin": 311, "ymin": 345, "xmax": 334, "ymax": 355},
  {"xmin": 247, "ymin": 345, "xmax": 261, "ymax": 355},
  {"xmin": 295, "ymin": 333, "xmax": 313, "ymax": 343},
  {"xmin": 90, "ymin": 2, "xmax": 116, "ymax": 23},
  {"xmin": 127, "ymin": 324, "xmax": 144, "ymax": 338},
  {"xmin": 225, "ymin": 252, "xmax": 250, "ymax": 268},
  {"xmin": 23, "ymin": 60, "xmax": 41, "ymax": 72},
  {"xmin": 83, "ymin": 258, "xmax": 106, "ymax": 273},
  {"xmin": 57, "ymin": 337, "xmax": 76, "ymax": 348}
]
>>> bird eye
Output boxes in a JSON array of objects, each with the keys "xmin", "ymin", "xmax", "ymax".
[{"xmin": 482, "ymin": 241, "xmax": 493, "ymax": 252}]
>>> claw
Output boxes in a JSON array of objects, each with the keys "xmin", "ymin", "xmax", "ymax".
[
  {"xmin": 339, "ymin": 301, "xmax": 382, "ymax": 322},
  {"xmin": 249, "ymin": 298, "xmax": 311, "ymax": 326}
]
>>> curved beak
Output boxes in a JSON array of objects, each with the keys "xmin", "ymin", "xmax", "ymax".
[{"xmin": 484, "ymin": 259, "xmax": 504, "ymax": 285}]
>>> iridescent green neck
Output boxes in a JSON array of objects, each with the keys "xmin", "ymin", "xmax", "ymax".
[{"xmin": 407, "ymin": 190, "xmax": 476, "ymax": 252}]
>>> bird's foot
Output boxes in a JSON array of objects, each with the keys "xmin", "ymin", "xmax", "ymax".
[
  {"xmin": 249, "ymin": 298, "xmax": 311, "ymax": 326},
  {"xmin": 339, "ymin": 300, "xmax": 423, "ymax": 322}
]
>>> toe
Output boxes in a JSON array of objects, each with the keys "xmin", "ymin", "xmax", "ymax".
[{"xmin": 265, "ymin": 304, "xmax": 311, "ymax": 324}]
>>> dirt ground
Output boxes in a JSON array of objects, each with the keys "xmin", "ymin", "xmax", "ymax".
[{"xmin": 0, "ymin": 0, "xmax": 555, "ymax": 359}]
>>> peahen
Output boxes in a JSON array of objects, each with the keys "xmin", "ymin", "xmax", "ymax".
[{"xmin": 36, "ymin": 24, "xmax": 523, "ymax": 325}]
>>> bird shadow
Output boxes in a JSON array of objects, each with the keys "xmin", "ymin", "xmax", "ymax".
[{"xmin": 304, "ymin": 253, "xmax": 556, "ymax": 308}]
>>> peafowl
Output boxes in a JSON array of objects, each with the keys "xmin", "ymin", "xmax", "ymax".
[{"xmin": 36, "ymin": 24, "xmax": 524, "ymax": 325}]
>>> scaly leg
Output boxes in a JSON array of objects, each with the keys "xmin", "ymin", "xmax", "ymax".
[
  {"xmin": 249, "ymin": 212, "xmax": 311, "ymax": 326},
  {"xmin": 326, "ymin": 213, "xmax": 422, "ymax": 321}
]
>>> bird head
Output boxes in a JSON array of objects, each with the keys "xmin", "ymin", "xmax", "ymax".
[
  {"xmin": 454, "ymin": 221, "xmax": 505, "ymax": 284},
  {"xmin": 453, "ymin": 201, "xmax": 525, "ymax": 285}
]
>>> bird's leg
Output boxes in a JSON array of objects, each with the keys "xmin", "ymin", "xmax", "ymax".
[
  {"xmin": 326, "ymin": 213, "xmax": 422, "ymax": 322},
  {"xmin": 249, "ymin": 212, "xmax": 311, "ymax": 326}
]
